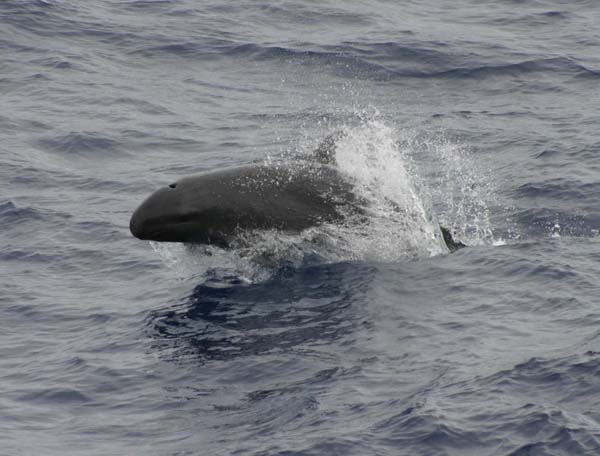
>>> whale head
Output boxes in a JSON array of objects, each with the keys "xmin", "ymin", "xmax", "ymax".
[{"xmin": 129, "ymin": 178, "xmax": 238, "ymax": 246}]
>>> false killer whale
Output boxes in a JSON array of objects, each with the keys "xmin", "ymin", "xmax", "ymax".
[{"xmin": 130, "ymin": 136, "xmax": 465, "ymax": 252}]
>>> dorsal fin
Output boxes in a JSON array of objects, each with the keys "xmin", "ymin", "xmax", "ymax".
[{"xmin": 310, "ymin": 131, "xmax": 346, "ymax": 165}]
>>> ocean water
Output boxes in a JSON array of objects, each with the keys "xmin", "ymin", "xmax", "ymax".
[{"xmin": 2, "ymin": 0, "xmax": 600, "ymax": 454}]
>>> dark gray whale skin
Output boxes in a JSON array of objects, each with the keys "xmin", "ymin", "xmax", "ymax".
[{"xmin": 130, "ymin": 162, "xmax": 362, "ymax": 246}]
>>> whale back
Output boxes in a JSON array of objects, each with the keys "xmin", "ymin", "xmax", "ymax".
[{"xmin": 308, "ymin": 131, "xmax": 345, "ymax": 165}]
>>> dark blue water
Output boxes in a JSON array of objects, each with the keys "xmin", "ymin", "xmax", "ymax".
[{"xmin": 2, "ymin": 1, "xmax": 600, "ymax": 454}]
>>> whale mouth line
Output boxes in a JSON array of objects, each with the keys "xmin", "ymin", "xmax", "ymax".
[{"xmin": 136, "ymin": 220, "xmax": 228, "ymax": 244}]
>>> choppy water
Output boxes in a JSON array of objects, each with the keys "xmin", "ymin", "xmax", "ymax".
[{"xmin": 2, "ymin": 1, "xmax": 600, "ymax": 455}]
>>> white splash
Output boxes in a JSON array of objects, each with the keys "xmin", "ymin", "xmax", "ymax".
[
  {"xmin": 149, "ymin": 241, "xmax": 271, "ymax": 283},
  {"xmin": 327, "ymin": 119, "xmax": 447, "ymax": 260},
  {"xmin": 401, "ymin": 130, "xmax": 497, "ymax": 245}
]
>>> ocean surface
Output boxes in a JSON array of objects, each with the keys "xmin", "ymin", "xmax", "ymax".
[{"xmin": 2, "ymin": 1, "xmax": 600, "ymax": 454}]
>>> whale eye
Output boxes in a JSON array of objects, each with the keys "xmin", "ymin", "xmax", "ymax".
[{"xmin": 169, "ymin": 183, "xmax": 177, "ymax": 189}]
